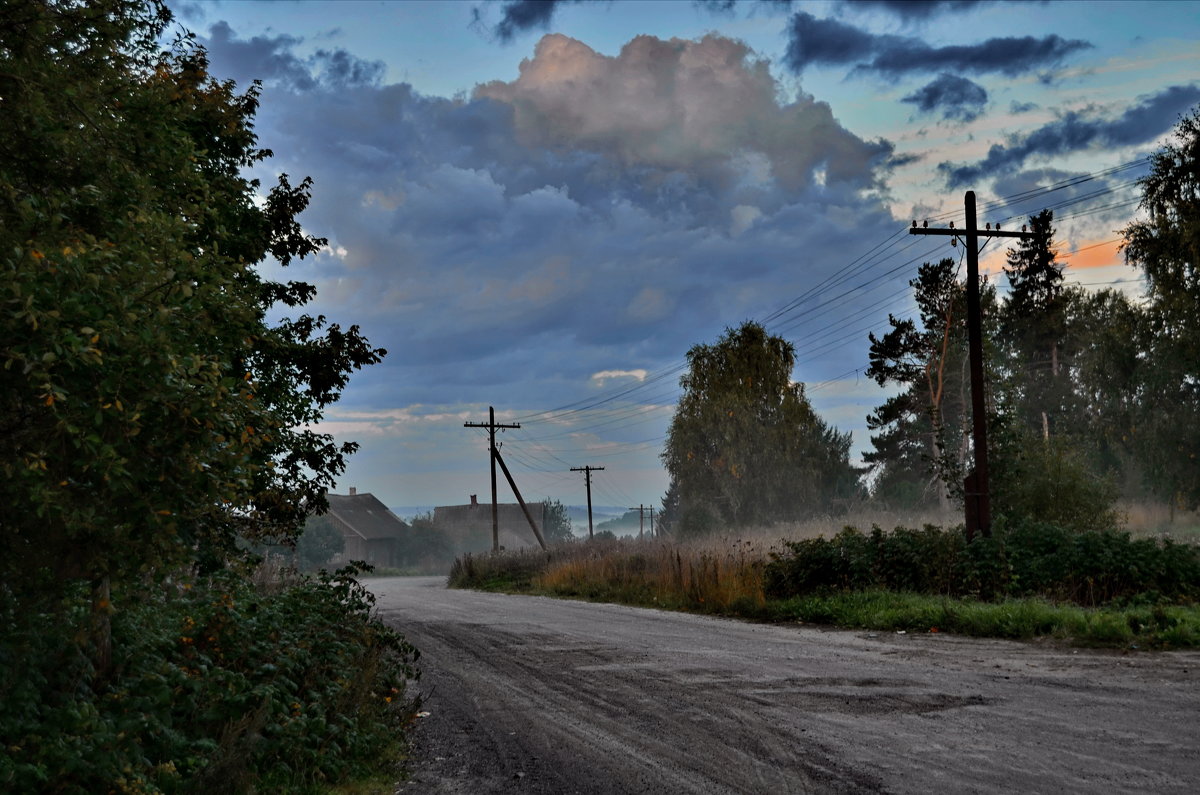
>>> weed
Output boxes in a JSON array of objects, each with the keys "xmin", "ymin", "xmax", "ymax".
[{"xmin": 448, "ymin": 519, "xmax": 1200, "ymax": 649}]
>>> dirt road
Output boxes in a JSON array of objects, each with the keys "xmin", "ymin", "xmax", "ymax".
[{"xmin": 369, "ymin": 576, "xmax": 1198, "ymax": 794}]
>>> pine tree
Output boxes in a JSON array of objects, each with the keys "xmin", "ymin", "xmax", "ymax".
[
  {"xmin": 865, "ymin": 258, "xmax": 971, "ymax": 508},
  {"xmin": 1000, "ymin": 209, "xmax": 1071, "ymax": 440}
]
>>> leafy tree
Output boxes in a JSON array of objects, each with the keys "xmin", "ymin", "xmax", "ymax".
[
  {"xmin": 0, "ymin": 0, "xmax": 382, "ymax": 635},
  {"xmin": 541, "ymin": 498, "xmax": 575, "ymax": 543},
  {"xmin": 296, "ymin": 516, "xmax": 345, "ymax": 571},
  {"xmin": 395, "ymin": 511, "xmax": 454, "ymax": 571},
  {"xmin": 1122, "ymin": 108, "xmax": 1200, "ymax": 509},
  {"xmin": 1056, "ymin": 287, "xmax": 1146, "ymax": 488},
  {"xmin": 662, "ymin": 321, "xmax": 857, "ymax": 532}
]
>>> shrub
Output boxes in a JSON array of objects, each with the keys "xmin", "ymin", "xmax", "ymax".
[
  {"xmin": 764, "ymin": 521, "xmax": 1200, "ymax": 605},
  {"xmin": 991, "ymin": 435, "xmax": 1123, "ymax": 533},
  {"xmin": 0, "ymin": 565, "xmax": 418, "ymax": 794}
]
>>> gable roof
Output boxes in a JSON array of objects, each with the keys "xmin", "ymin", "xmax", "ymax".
[{"xmin": 326, "ymin": 492, "xmax": 408, "ymax": 540}]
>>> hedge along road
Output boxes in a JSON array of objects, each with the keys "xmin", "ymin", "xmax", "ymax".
[{"xmin": 369, "ymin": 576, "xmax": 1198, "ymax": 794}]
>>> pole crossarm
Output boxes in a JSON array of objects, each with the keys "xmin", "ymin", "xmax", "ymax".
[
  {"xmin": 464, "ymin": 406, "xmax": 522, "ymax": 552},
  {"xmin": 907, "ymin": 198, "xmax": 1036, "ymax": 539},
  {"xmin": 910, "ymin": 228, "xmax": 1034, "ymax": 239},
  {"xmin": 571, "ymin": 465, "xmax": 605, "ymax": 539},
  {"xmin": 630, "ymin": 504, "xmax": 649, "ymax": 538}
]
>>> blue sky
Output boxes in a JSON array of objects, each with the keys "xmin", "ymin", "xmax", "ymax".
[{"xmin": 170, "ymin": 0, "xmax": 1200, "ymax": 513}]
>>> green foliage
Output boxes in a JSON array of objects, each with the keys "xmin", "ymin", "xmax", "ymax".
[
  {"xmin": 0, "ymin": 566, "xmax": 419, "ymax": 793},
  {"xmin": 448, "ymin": 549, "xmax": 551, "ymax": 592},
  {"xmin": 770, "ymin": 591, "xmax": 1200, "ymax": 647},
  {"xmin": 989, "ymin": 432, "xmax": 1121, "ymax": 533},
  {"xmin": 449, "ymin": 539, "xmax": 1200, "ymax": 649},
  {"xmin": 663, "ymin": 321, "xmax": 859, "ymax": 531},
  {"xmin": 0, "ymin": 0, "xmax": 384, "ymax": 596},
  {"xmin": 297, "ymin": 516, "xmax": 345, "ymax": 571},
  {"xmin": 763, "ymin": 521, "xmax": 1200, "ymax": 606},
  {"xmin": 999, "ymin": 209, "xmax": 1080, "ymax": 444},
  {"xmin": 864, "ymin": 258, "xmax": 986, "ymax": 507},
  {"xmin": 1122, "ymin": 108, "xmax": 1200, "ymax": 509},
  {"xmin": 389, "ymin": 511, "xmax": 455, "ymax": 573},
  {"xmin": 541, "ymin": 498, "xmax": 575, "ymax": 543},
  {"xmin": 677, "ymin": 503, "xmax": 720, "ymax": 539},
  {"xmin": 0, "ymin": 4, "xmax": 411, "ymax": 791}
]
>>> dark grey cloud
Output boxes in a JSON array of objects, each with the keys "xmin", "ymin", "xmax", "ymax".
[
  {"xmin": 1009, "ymin": 99, "xmax": 1038, "ymax": 114},
  {"xmin": 173, "ymin": 1, "xmax": 207, "ymax": 24},
  {"xmin": 312, "ymin": 48, "xmax": 385, "ymax": 87},
  {"xmin": 205, "ymin": 21, "xmax": 316, "ymax": 90},
  {"xmin": 202, "ymin": 21, "xmax": 383, "ymax": 92},
  {"xmin": 784, "ymin": 11, "xmax": 1090, "ymax": 78},
  {"xmin": 480, "ymin": 0, "xmax": 580, "ymax": 42},
  {"xmin": 902, "ymin": 73, "xmax": 988, "ymax": 122},
  {"xmin": 939, "ymin": 83, "xmax": 1200, "ymax": 187},
  {"xmin": 835, "ymin": 0, "xmax": 999, "ymax": 19}
]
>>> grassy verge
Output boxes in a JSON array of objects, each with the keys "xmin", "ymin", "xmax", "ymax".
[{"xmin": 448, "ymin": 530, "xmax": 1200, "ymax": 650}]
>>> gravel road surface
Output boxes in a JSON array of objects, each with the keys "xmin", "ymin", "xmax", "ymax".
[{"xmin": 369, "ymin": 576, "xmax": 1198, "ymax": 794}]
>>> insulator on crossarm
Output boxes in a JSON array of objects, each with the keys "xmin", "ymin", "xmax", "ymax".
[
  {"xmin": 912, "ymin": 220, "xmax": 917, "ymax": 228},
  {"xmin": 996, "ymin": 222, "xmax": 1001, "ymax": 230},
  {"xmin": 951, "ymin": 237, "xmax": 957, "ymax": 247},
  {"xmin": 923, "ymin": 220, "xmax": 928, "ymax": 228},
  {"xmin": 986, "ymin": 222, "xmax": 992, "ymax": 230},
  {"xmin": 949, "ymin": 221, "xmax": 955, "ymax": 229},
  {"xmin": 1022, "ymin": 224, "xmax": 1027, "ymax": 232}
]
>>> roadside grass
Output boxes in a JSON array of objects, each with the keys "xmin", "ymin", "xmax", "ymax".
[
  {"xmin": 323, "ymin": 740, "xmax": 409, "ymax": 794},
  {"xmin": 448, "ymin": 524, "xmax": 1200, "ymax": 650}
]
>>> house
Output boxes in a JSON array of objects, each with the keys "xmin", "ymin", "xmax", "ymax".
[
  {"xmin": 434, "ymin": 494, "xmax": 543, "ymax": 554},
  {"xmin": 325, "ymin": 488, "xmax": 409, "ymax": 567}
]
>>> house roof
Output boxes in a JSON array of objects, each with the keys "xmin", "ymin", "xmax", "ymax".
[{"xmin": 326, "ymin": 493, "xmax": 408, "ymax": 540}]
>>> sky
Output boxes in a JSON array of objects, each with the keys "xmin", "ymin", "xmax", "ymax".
[{"xmin": 167, "ymin": 0, "xmax": 1200, "ymax": 515}]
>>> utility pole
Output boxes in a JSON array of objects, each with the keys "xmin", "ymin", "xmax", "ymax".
[
  {"xmin": 491, "ymin": 447, "xmax": 547, "ymax": 550},
  {"xmin": 910, "ymin": 192, "xmax": 1034, "ymax": 539},
  {"xmin": 570, "ymin": 465, "xmax": 605, "ymax": 539},
  {"xmin": 629, "ymin": 504, "xmax": 649, "ymax": 539},
  {"xmin": 464, "ymin": 406, "xmax": 520, "ymax": 552}
]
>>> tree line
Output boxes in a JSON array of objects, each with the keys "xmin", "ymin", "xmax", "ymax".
[{"xmin": 661, "ymin": 109, "xmax": 1200, "ymax": 535}]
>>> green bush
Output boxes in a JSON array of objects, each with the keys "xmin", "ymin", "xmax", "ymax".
[
  {"xmin": 991, "ymin": 435, "xmax": 1123, "ymax": 534},
  {"xmin": 0, "ymin": 565, "xmax": 418, "ymax": 794},
  {"xmin": 448, "ymin": 548, "xmax": 552, "ymax": 591},
  {"xmin": 764, "ymin": 521, "xmax": 1200, "ymax": 606}
]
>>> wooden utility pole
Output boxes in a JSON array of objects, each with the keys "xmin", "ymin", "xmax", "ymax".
[
  {"xmin": 492, "ymin": 448, "xmax": 547, "ymax": 550},
  {"xmin": 910, "ymin": 192, "xmax": 1034, "ymax": 539},
  {"xmin": 571, "ymin": 465, "xmax": 605, "ymax": 539},
  {"xmin": 630, "ymin": 504, "xmax": 649, "ymax": 538},
  {"xmin": 464, "ymin": 406, "xmax": 520, "ymax": 552}
]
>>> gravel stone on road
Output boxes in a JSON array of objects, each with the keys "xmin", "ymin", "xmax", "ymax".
[{"xmin": 369, "ymin": 576, "xmax": 1199, "ymax": 794}]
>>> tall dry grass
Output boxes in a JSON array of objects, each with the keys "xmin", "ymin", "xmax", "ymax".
[
  {"xmin": 534, "ymin": 508, "xmax": 958, "ymax": 612},
  {"xmin": 1120, "ymin": 500, "xmax": 1200, "ymax": 540}
]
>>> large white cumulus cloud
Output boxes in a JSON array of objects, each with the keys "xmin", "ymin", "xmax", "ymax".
[{"xmin": 475, "ymin": 33, "xmax": 892, "ymax": 192}]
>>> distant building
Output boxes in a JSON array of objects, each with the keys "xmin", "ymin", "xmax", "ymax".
[
  {"xmin": 434, "ymin": 494, "xmax": 543, "ymax": 554},
  {"xmin": 325, "ymin": 488, "xmax": 409, "ymax": 567}
]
